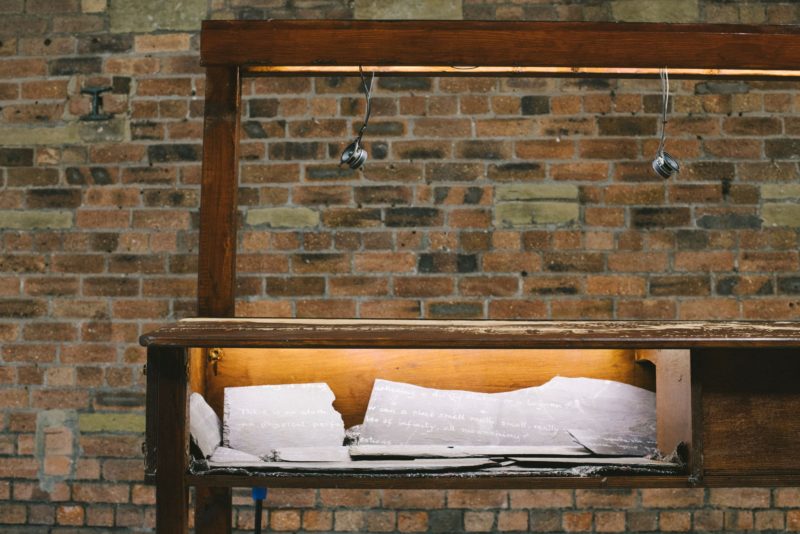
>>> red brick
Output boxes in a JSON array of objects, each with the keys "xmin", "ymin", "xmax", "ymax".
[
  {"xmin": 755, "ymin": 510, "xmax": 785, "ymax": 531},
  {"xmin": 586, "ymin": 275, "xmax": 646, "ymax": 296},
  {"xmin": 448, "ymin": 490, "xmax": 507, "ymax": 509},
  {"xmin": 296, "ymin": 299, "xmax": 355, "ymax": 318},
  {"xmin": 593, "ymin": 511, "xmax": 624, "ymax": 532},
  {"xmin": 398, "ymin": 511, "xmax": 428, "ymax": 532},
  {"xmin": 788, "ymin": 510, "xmax": 800, "ymax": 531},
  {"xmin": 604, "ymin": 184, "xmax": 665, "ymax": 205},
  {"xmin": 563, "ymin": 511, "xmax": 593, "ymax": 532},
  {"xmin": 262, "ymin": 488, "xmax": 315, "ymax": 508},
  {"xmin": 0, "ymin": 58, "xmax": 47, "ymax": 78},
  {"xmin": 530, "ymin": 510, "xmax": 561, "ymax": 532},
  {"xmin": 359, "ymin": 299, "xmax": 421, "ymax": 318},
  {"xmin": 355, "ymin": 252, "xmax": 416, "ymax": 272},
  {"xmin": 335, "ymin": 510, "xmax": 366, "ymax": 531},
  {"xmin": 134, "ymin": 33, "xmax": 191, "ymax": 53},
  {"xmin": 552, "ymin": 162, "xmax": 609, "ymax": 181},
  {"xmin": 459, "ymin": 276, "xmax": 519, "ymax": 297},
  {"xmin": 694, "ymin": 510, "xmax": 725, "ymax": 531},
  {"xmin": 679, "ymin": 298, "xmax": 740, "ymax": 320},
  {"xmin": 320, "ymin": 489, "xmax": 380, "ymax": 507},
  {"xmin": 517, "ymin": 139, "xmax": 575, "ymax": 159},
  {"xmin": 303, "ymin": 510, "xmax": 333, "ymax": 531},
  {"xmin": 413, "ymin": 118, "xmax": 471, "ymax": 137},
  {"xmin": 366, "ymin": 510, "xmax": 395, "ymax": 532},
  {"xmin": 56, "ymin": 505, "xmax": 84, "ymax": 526},
  {"xmin": 488, "ymin": 299, "xmax": 548, "ymax": 319},
  {"xmin": 498, "ymin": 510, "xmax": 528, "ymax": 531},
  {"xmin": 575, "ymin": 490, "xmax": 637, "ymax": 509},
  {"xmin": 659, "ymin": 510, "xmax": 691, "ymax": 532},
  {"xmin": 383, "ymin": 490, "xmax": 445, "ymax": 509},
  {"xmin": 775, "ymin": 488, "xmax": 800, "ymax": 507},
  {"xmin": 0, "ymin": 457, "xmax": 38, "ymax": 478},
  {"xmin": 0, "ymin": 503, "xmax": 26, "ymax": 524},
  {"xmin": 21, "ymin": 80, "xmax": 69, "ymax": 100},
  {"xmin": 640, "ymin": 488, "xmax": 704, "ymax": 508},
  {"xmin": 709, "ymin": 488, "xmax": 771, "ymax": 508}
]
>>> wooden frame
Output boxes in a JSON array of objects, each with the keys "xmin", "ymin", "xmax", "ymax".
[{"xmin": 140, "ymin": 20, "xmax": 800, "ymax": 534}]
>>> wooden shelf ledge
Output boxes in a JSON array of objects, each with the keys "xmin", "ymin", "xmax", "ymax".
[{"xmin": 141, "ymin": 318, "xmax": 800, "ymax": 349}]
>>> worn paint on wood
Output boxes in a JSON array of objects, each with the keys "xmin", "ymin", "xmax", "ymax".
[{"xmin": 142, "ymin": 319, "xmax": 800, "ymax": 349}]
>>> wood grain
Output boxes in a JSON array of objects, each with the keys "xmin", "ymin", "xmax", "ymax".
[
  {"xmin": 154, "ymin": 346, "xmax": 189, "ymax": 534},
  {"xmin": 205, "ymin": 347, "xmax": 650, "ymax": 427},
  {"xmin": 695, "ymin": 349, "xmax": 800, "ymax": 476},
  {"xmin": 144, "ymin": 348, "xmax": 159, "ymax": 482},
  {"xmin": 195, "ymin": 65, "xmax": 240, "ymax": 534},
  {"xmin": 636, "ymin": 350, "xmax": 692, "ymax": 457},
  {"xmin": 197, "ymin": 65, "xmax": 241, "ymax": 318},
  {"xmin": 201, "ymin": 20, "xmax": 800, "ymax": 72},
  {"xmin": 141, "ymin": 319, "xmax": 800, "ymax": 349},
  {"xmin": 188, "ymin": 347, "xmax": 205, "ymax": 396},
  {"xmin": 195, "ymin": 487, "xmax": 232, "ymax": 533}
]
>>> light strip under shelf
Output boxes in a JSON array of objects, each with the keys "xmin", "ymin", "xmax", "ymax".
[{"xmin": 245, "ymin": 65, "xmax": 800, "ymax": 78}]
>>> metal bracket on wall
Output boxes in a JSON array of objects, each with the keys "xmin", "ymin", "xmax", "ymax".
[{"xmin": 80, "ymin": 86, "xmax": 113, "ymax": 121}]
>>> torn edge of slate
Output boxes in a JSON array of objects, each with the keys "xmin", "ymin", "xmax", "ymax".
[{"xmin": 188, "ymin": 453, "xmax": 686, "ymax": 479}]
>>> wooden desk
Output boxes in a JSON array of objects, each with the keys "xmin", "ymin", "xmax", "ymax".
[{"xmin": 142, "ymin": 319, "xmax": 800, "ymax": 533}]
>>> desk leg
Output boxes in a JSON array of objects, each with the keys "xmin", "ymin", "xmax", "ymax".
[
  {"xmin": 153, "ymin": 346, "xmax": 189, "ymax": 534},
  {"xmin": 196, "ymin": 486, "xmax": 233, "ymax": 534}
]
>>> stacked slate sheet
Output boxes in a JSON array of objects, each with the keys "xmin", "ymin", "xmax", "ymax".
[{"xmin": 188, "ymin": 377, "xmax": 681, "ymax": 476}]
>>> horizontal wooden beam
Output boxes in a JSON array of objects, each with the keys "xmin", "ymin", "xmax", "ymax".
[
  {"xmin": 202, "ymin": 20, "xmax": 800, "ymax": 75},
  {"xmin": 141, "ymin": 319, "xmax": 800, "ymax": 349}
]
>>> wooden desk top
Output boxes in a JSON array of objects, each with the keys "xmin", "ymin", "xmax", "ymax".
[{"xmin": 141, "ymin": 318, "xmax": 800, "ymax": 349}]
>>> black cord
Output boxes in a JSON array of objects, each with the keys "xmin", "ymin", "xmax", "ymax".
[
  {"xmin": 254, "ymin": 498, "xmax": 263, "ymax": 534},
  {"xmin": 355, "ymin": 65, "xmax": 375, "ymax": 145},
  {"xmin": 657, "ymin": 67, "xmax": 669, "ymax": 157}
]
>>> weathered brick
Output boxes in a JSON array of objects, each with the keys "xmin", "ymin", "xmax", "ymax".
[
  {"xmin": 598, "ymin": 116, "xmax": 657, "ymax": 136},
  {"xmin": 247, "ymin": 207, "xmax": 319, "ymax": 229},
  {"xmin": 631, "ymin": 207, "xmax": 691, "ymax": 228},
  {"xmin": 544, "ymin": 252, "xmax": 604, "ymax": 273},
  {"xmin": 456, "ymin": 140, "xmax": 511, "ymax": 160},
  {"xmin": 0, "ymin": 148, "xmax": 33, "ymax": 166},
  {"xmin": 521, "ymin": 95, "xmax": 550, "ymax": 115},
  {"xmin": 650, "ymin": 275, "xmax": 710, "ymax": 296},
  {"xmin": 78, "ymin": 33, "xmax": 133, "ymax": 54},
  {"xmin": 0, "ymin": 298, "xmax": 46, "ymax": 318},
  {"xmin": 49, "ymin": 56, "xmax": 101, "ymax": 75},
  {"xmin": 418, "ymin": 253, "xmax": 477, "ymax": 274},
  {"xmin": 147, "ymin": 144, "xmax": 201, "ymax": 163},
  {"xmin": 0, "ymin": 210, "xmax": 72, "ymax": 229},
  {"xmin": 385, "ymin": 207, "xmax": 442, "ymax": 227}
]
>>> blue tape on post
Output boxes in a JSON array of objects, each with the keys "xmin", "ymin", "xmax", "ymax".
[{"xmin": 252, "ymin": 487, "xmax": 267, "ymax": 501}]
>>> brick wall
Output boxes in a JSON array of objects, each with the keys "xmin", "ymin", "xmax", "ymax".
[{"xmin": 2, "ymin": 0, "xmax": 800, "ymax": 531}]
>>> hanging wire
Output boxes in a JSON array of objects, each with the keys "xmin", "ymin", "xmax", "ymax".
[
  {"xmin": 340, "ymin": 66, "xmax": 376, "ymax": 169},
  {"xmin": 652, "ymin": 67, "xmax": 680, "ymax": 178},
  {"xmin": 657, "ymin": 67, "xmax": 669, "ymax": 157},
  {"xmin": 355, "ymin": 65, "xmax": 375, "ymax": 145}
]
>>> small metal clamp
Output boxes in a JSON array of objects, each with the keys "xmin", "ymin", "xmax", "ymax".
[
  {"xmin": 80, "ymin": 86, "xmax": 113, "ymax": 121},
  {"xmin": 208, "ymin": 348, "xmax": 223, "ymax": 376}
]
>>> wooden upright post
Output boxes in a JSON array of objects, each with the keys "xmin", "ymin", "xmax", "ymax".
[
  {"xmin": 193, "ymin": 65, "xmax": 241, "ymax": 533},
  {"xmin": 153, "ymin": 346, "xmax": 189, "ymax": 534},
  {"xmin": 198, "ymin": 65, "xmax": 241, "ymax": 318}
]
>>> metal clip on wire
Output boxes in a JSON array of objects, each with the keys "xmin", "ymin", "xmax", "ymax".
[
  {"xmin": 652, "ymin": 68, "xmax": 680, "ymax": 178},
  {"xmin": 340, "ymin": 66, "xmax": 375, "ymax": 169}
]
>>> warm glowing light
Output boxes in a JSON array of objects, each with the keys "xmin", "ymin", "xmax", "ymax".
[{"xmin": 245, "ymin": 65, "xmax": 800, "ymax": 78}]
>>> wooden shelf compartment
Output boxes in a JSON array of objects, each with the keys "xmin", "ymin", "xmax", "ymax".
[{"xmin": 144, "ymin": 319, "xmax": 800, "ymax": 496}]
